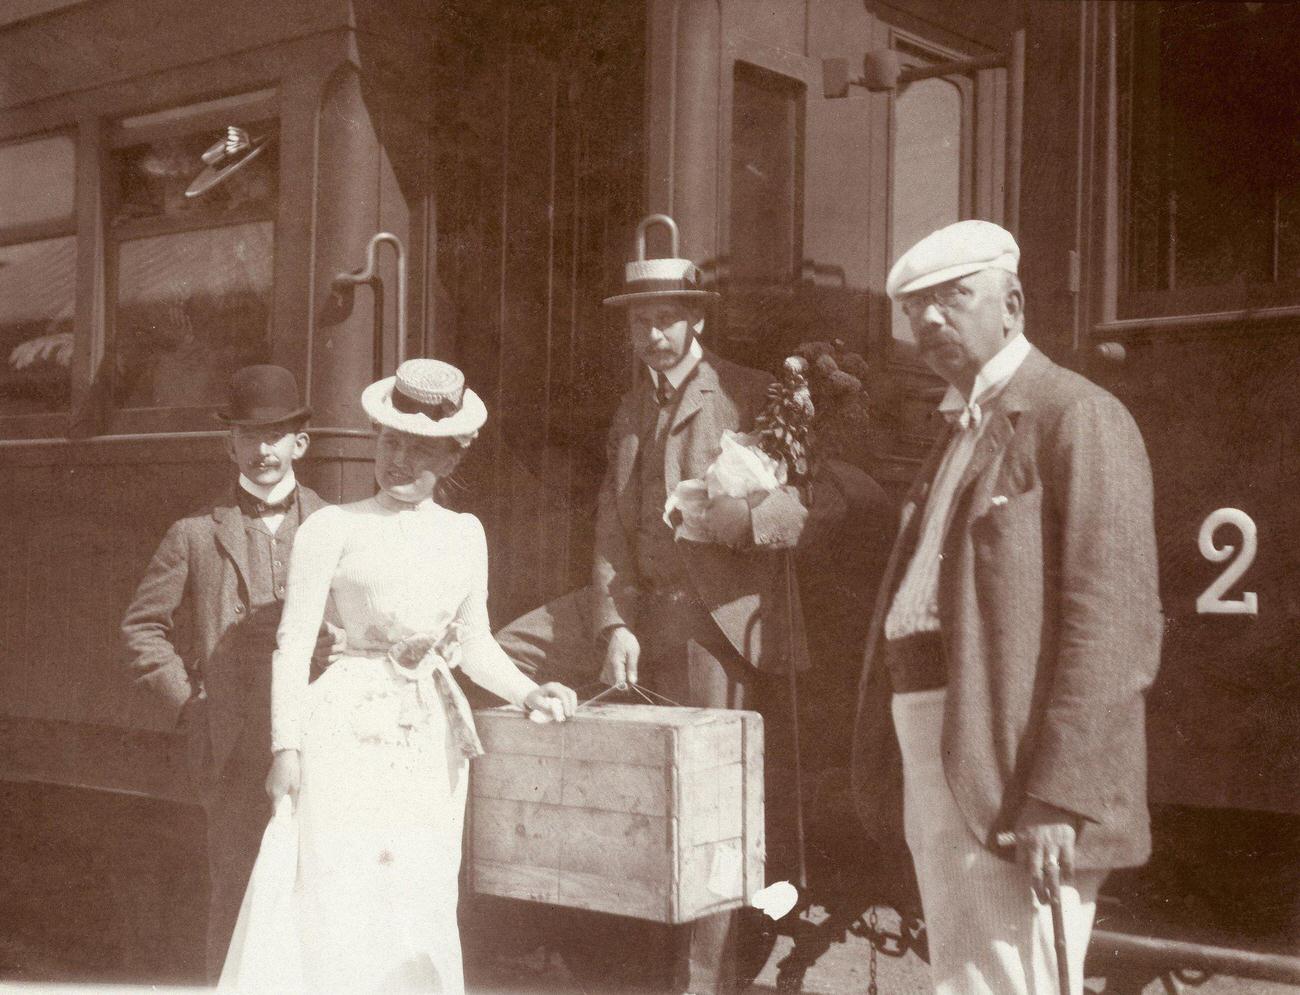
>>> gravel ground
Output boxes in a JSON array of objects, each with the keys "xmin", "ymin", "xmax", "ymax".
[{"xmin": 1, "ymin": 782, "xmax": 1295, "ymax": 995}]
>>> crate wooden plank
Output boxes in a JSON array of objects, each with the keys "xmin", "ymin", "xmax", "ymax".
[
  {"xmin": 472, "ymin": 754, "xmax": 565, "ymax": 806},
  {"xmin": 682, "ymin": 762, "xmax": 744, "ymax": 845},
  {"xmin": 556, "ymin": 866, "xmax": 671, "ymax": 921},
  {"xmin": 474, "ymin": 754, "xmax": 671, "ymax": 816},
  {"xmin": 680, "ymin": 838, "xmax": 748, "ymax": 919},
  {"xmin": 469, "ymin": 704, "xmax": 764, "ymax": 923},
  {"xmin": 470, "ymin": 859, "xmax": 559, "ymax": 905},
  {"xmin": 472, "ymin": 797, "xmax": 667, "ymax": 881},
  {"xmin": 741, "ymin": 709, "xmax": 765, "ymax": 900}
]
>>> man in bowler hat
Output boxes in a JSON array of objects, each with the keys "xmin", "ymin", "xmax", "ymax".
[
  {"xmin": 852, "ymin": 221, "xmax": 1162, "ymax": 994},
  {"xmin": 121, "ymin": 364, "xmax": 338, "ymax": 979}
]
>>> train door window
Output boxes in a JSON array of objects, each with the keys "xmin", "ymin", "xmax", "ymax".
[
  {"xmin": 107, "ymin": 90, "xmax": 277, "ymax": 422},
  {"xmin": 890, "ymin": 75, "xmax": 965, "ymax": 344},
  {"xmin": 729, "ymin": 61, "xmax": 804, "ymax": 287},
  {"xmin": 0, "ymin": 133, "xmax": 76, "ymax": 418},
  {"xmin": 1120, "ymin": 2, "xmax": 1300, "ymax": 317},
  {"xmin": 883, "ymin": 39, "xmax": 977, "ymax": 345}
]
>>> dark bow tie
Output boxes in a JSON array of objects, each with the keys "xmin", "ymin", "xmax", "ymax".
[{"xmin": 241, "ymin": 490, "xmax": 295, "ymax": 517}]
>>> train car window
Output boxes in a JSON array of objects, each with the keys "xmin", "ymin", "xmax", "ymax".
[
  {"xmin": 107, "ymin": 94, "xmax": 277, "ymax": 418},
  {"xmin": 890, "ymin": 77, "xmax": 963, "ymax": 344},
  {"xmin": 1121, "ymin": 1, "xmax": 1300, "ymax": 316},
  {"xmin": 729, "ymin": 61, "xmax": 804, "ymax": 287},
  {"xmin": 114, "ymin": 222, "xmax": 273, "ymax": 410},
  {"xmin": 0, "ymin": 133, "xmax": 76, "ymax": 418},
  {"xmin": 0, "ymin": 133, "xmax": 74, "ymax": 229}
]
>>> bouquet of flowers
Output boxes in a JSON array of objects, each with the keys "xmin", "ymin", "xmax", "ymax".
[{"xmin": 663, "ymin": 340, "xmax": 871, "ymax": 541}]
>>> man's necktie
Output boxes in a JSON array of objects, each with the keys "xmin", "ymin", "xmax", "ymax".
[
  {"xmin": 955, "ymin": 400, "xmax": 982, "ymax": 430},
  {"xmin": 241, "ymin": 491, "xmax": 295, "ymax": 517},
  {"xmin": 254, "ymin": 496, "xmax": 294, "ymax": 516},
  {"xmin": 654, "ymin": 376, "xmax": 674, "ymax": 406}
]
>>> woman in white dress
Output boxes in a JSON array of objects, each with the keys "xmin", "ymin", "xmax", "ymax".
[{"xmin": 259, "ymin": 359, "xmax": 576, "ymax": 994}]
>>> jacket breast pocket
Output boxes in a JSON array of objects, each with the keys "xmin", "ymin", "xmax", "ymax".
[
  {"xmin": 971, "ymin": 485, "xmax": 1044, "ymax": 573},
  {"xmin": 970, "ymin": 484, "xmax": 1046, "ymax": 647}
]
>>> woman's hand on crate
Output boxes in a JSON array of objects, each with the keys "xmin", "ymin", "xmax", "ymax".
[{"xmin": 524, "ymin": 682, "xmax": 578, "ymax": 723}]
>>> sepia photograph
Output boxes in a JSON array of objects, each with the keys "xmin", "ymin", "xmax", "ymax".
[{"xmin": 0, "ymin": 1, "xmax": 1296, "ymax": 993}]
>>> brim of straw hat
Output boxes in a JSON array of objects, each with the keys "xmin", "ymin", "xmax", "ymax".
[
  {"xmin": 602, "ymin": 288, "xmax": 721, "ymax": 307},
  {"xmin": 361, "ymin": 376, "xmax": 487, "ymax": 438},
  {"xmin": 185, "ymin": 137, "xmax": 272, "ymax": 199}
]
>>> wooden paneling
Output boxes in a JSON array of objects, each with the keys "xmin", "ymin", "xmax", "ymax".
[
  {"xmin": 1090, "ymin": 326, "xmax": 1300, "ymax": 814},
  {"xmin": 0, "ymin": 0, "xmax": 354, "ymax": 108},
  {"xmin": 429, "ymin": 0, "xmax": 645, "ymax": 625}
]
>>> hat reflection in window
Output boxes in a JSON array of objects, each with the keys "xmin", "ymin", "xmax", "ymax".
[{"xmin": 114, "ymin": 125, "xmax": 276, "ymax": 224}]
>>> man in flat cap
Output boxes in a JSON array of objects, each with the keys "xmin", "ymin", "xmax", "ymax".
[{"xmin": 850, "ymin": 220, "xmax": 1162, "ymax": 994}]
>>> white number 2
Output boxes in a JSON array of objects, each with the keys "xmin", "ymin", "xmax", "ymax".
[{"xmin": 1195, "ymin": 508, "xmax": 1259, "ymax": 616}]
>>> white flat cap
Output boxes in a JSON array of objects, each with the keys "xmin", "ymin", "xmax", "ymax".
[{"xmin": 886, "ymin": 220, "xmax": 1019, "ymax": 299}]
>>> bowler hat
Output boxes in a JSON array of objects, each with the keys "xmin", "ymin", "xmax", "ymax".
[
  {"xmin": 603, "ymin": 214, "xmax": 721, "ymax": 307},
  {"xmin": 215, "ymin": 365, "xmax": 311, "ymax": 426}
]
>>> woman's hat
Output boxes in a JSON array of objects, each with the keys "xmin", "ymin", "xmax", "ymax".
[
  {"xmin": 186, "ymin": 125, "xmax": 273, "ymax": 199},
  {"xmin": 215, "ymin": 364, "xmax": 311, "ymax": 426},
  {"xmin": 603, "ymin": 214, "xmax": 721, "ymax": 307},
  {"xmin": 361, "ymin": 359, "xmax": 487, "ymax": 439}
]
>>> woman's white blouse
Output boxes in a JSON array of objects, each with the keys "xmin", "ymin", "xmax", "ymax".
[{"xmin": 270, "ymin": 498, "xmax": 536, "ymax": 752}]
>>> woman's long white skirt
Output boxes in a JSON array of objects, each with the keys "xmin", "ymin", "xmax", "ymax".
[{"xmin": 295, "ymin": 656, "xmax": 470, "ymax": 994}]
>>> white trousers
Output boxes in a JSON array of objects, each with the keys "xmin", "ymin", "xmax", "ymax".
[{"xmin": 892, "ymin": 689, "xmax": 1103, "ymax": 995}]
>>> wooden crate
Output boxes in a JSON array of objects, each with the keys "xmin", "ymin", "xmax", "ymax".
[{"xmin": 467, "ymin": 703, "xmax": 764, "ymax": 924}]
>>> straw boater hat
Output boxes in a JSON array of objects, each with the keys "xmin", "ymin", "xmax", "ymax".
[
  {"xmin": 603, "ymin": 214, "xmax": 721, "ymax": 307},
  {"xmin": 361, "ymin": 359, "xmax": 487, "ymax": 439},
  {"xmin": 186, "ymin": 125, "xmax": 273, "ymax": 199},
  {"xmin": 886, "ymin": 219, "xmax": 1020, "ymax": 300}
]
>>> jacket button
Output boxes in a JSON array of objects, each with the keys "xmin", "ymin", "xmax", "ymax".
[{"xmin": 234, "ymin": 605, "xmax": 244, "ymax": 614}]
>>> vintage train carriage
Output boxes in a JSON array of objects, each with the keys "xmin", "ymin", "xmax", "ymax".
[{"xmin": 0, "ymin": 0, "xmax": 1295, "ymax": 983}]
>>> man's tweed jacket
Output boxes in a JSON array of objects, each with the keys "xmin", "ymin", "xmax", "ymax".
[
  {"xmin": 592, "ymin": 349, "xmax": 812, "ymax": 673},
  {"xmin": 851, "ymin": 345, "xmax": 1163, "ymax": 870},
  {"xmin": 121, "ymin": 484, "xmax": 328, "ymax": 787}
]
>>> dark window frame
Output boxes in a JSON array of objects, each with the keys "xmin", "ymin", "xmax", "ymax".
[
  {"xmin": 0, "ymin": 126, "xmax": 79, "ymax": 438},
  {"xmin": 103, "ymin": 89, "xmax": 280, "ymax": 434},
  {"xmin": 1116, "ymin": 1, "xmax": 1300, "ymax": 321},
  {"xmin": 725, "ymin": 59, "xmax": 806, "ymax": 291}
]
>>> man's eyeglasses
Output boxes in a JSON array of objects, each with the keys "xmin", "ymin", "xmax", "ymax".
[{"xmin": 899, "ymin": 282, "xmax": 971, "ymax": 318}]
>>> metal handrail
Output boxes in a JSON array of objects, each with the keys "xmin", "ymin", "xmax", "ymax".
[{"xmin": 333, "ymin": 231, "xmax": 409, "ymax": 371}]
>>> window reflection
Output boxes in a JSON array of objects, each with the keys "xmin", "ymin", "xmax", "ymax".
[
  {"xmin": 729, "ymin": 63, "xmax": 804, "ymax": 286},
  {"xmin": 891, "ymin": 77, "xmax": 962, "ymax": 343},
  {"xmin": 115, "ymin": 222, "xmax": 273, "ymax": 409},
  {"xmin": 0, "ymin": 237, "xmax": 75, "ymax": 416},
  {"xmin": 0, "ymin": 135, "xmax": 75, "ymax": 230},
  {"xmin": 112, "ymin": 122, "xmax": 277, "ymax": 227}
]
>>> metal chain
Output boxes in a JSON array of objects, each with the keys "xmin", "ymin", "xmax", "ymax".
[{"xmin": 867, "ymin": 905, "xmax": 880, "ymax": 995}]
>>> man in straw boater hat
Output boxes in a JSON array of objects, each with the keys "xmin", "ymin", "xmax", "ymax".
[
  {"xmin": 121, "ymin": 364, "xmax": 340, "ymax": 980},
  {"xmin": 588, "ymin": 214, "xmax": 832, "ymax": 995},
  {"xmin": 851, "ymin": 220, "xmax": 1161, "ymax": 995}
]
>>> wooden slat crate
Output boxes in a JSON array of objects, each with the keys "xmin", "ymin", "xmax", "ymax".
[{"xmin": 467, "ymin": 703, "xmax": 764, "ymax": 924}]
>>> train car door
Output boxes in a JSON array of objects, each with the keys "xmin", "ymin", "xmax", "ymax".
[{"xmin": 642, "ymin": 0, "xmax": 1017, "ymax": 487}]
